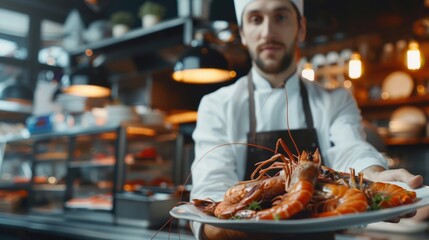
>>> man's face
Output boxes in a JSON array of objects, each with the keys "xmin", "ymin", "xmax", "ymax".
[{"xmin": 240, "ymin": 0, "xmax": 304, "ymax": 74}]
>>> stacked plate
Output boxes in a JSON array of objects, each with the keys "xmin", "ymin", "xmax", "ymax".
[
  {"xmin": 106, "ymin": 105, "xmax": 138, "ymax": 124},
  {"xmin": 389, "ymin": 106, "xmax": 427, "ymax": 138},
  {"xmin": 140, "ymin": 112, "xmax": 165, "ymax": 126},
  {"xmin": 56, "ymin": 94, "xmax": 87, "ymax": 113},
  {"xmin": 381, "ymin": 71, "xmax": 414, "ymax": 99},
  {"xmin": 134, "ymin": 105, "xmax": 165, "ymax": 126}
]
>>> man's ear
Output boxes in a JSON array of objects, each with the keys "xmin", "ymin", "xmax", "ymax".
[
  {"xmin": 239, "ymin": 28, "xmax": 248, "ymax": 47},
  {"xmin": 298, "ymin": 16, "xmax": 307, "ymax": 44}
]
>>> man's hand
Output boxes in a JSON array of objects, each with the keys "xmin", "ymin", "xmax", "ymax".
[
  {"xmin": 361, "ymin": 165, "xmax": 423, "ymax": 188},
  {"xmin": 361, "ymin": 165, "xmax": 424, "ymax": 222},
  {"xmin": 202, "ymin": 224, "xmax": 334, "ymax": 240}
]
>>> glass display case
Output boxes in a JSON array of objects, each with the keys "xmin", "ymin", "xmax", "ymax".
[
  {"xmin": 65, "ymin": 133, "xmax": 116, "ymax": 217},
  {"xmin": 0, "ymin": 123, "xmax": 183, "ymax": 225},
  {"xmin": 123, "ymin": 130, "xmax": 179, "ymax": 190},
  {"xmin": 0, "ymin": 139, "xmax": 31, "ymax": 213},
  {"xmin": 30, "ymin": 137, "xmax": 68, "ymax": 214}
]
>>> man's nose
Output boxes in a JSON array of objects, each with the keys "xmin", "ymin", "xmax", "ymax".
[{"xmin": 260, "ymin": 18, "xmax": 275, "ymax": 40}]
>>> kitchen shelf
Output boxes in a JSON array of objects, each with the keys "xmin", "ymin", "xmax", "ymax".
[
  {"xmin": 68, "ymin": 161, "xmax": 115, "ymax": 168},
  {"xmin": 384, "ymin": 137, "xmax": 429, "ymax": 146},
  {"xmin": 0, "ymin": 100, "xmax": 32, "ymax": 114},
  {"xmin": 32, "ymin": 184, "xmax": 66, "ymax": 192},
  {"xmin": 0, "ymin": 100, "xmax": 32, "ymax": 123},
  {"xmin": 68, "ymin": 17, "xmax": 194, "ymax": 57},
  {"xmin": 67, "ymin": 17, "xmax": 197, "ymax": 74},
  {"xmin": 65, "ymin": 201, "xmax": 112, "ymax": 211},
  {"xmin": 0, "ymin": 183, "xmax": 30, "ymax": 190},
  {"xmin": 359, "ymin": 95, "xmax": 429, "ymax": 111},
  {"xmin": 34, "ymin": 152, "xmax": 68, "ymax": 161},
  {"xmin": 33, "ymin": 159, "xmax": 66, "ymax": 164}
]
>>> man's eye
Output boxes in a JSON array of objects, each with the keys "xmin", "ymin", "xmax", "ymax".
[
  {"xmin": 249, "ymin": 15, "xmax": 262, "ymax": 24},
  {"xmin": 276, "ymin": 14, "xmax": 287, "ymax": 22}
]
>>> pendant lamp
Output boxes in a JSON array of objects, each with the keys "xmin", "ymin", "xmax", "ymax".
[
  {"xmin": 61, "ymin": 64, "xmax": 111, "ymax": 98},
  {"xmin": 172, "ymin": 31, "xmax": 235, "ymax": 84},
  {"xmin": 0, "ymin": 84, "xmax": 33, "ymax": 103}
]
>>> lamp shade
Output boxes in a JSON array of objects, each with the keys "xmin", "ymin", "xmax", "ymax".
[
  {"xmin": 61, "ymin": 66, "xmax": 111, "ymax": 98},
  {"xmin": 172, "ymin": 43, "xmax": 235, "ymax": 84},
  {"xmin": 0, "ymin": 84, "xmax": 33, "ymax": 103}
]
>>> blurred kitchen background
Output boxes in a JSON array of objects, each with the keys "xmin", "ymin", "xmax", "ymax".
[{"xmin": 0, "ymin": 0, "xmax": 429, "ymax": 239}]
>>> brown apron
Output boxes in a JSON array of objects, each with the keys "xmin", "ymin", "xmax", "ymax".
[{"xmin": 244, "ymin": 73, "xmax": 322, "ymax": 180}]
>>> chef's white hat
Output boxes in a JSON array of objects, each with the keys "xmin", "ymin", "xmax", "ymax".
[{"xmin": 234, "ymin": 0, "xmax": 304, "ymax": 25}]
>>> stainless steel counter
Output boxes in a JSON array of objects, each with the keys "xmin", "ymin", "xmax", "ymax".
[
  {"xmin": 0, "ymin": 212, "xmax": 194, "ymax": 240},
  {"xmin": 0, "ymin": 211, "xmax": 428, "ymax": 240},
  {"xmin": 340, "ymin": 227, "xmax": 429, "ymax": 240}
]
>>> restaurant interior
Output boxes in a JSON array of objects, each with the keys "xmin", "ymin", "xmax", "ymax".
[{"xmin": 0, "ymin": 0, "xmax": 429, "ymax": 239}]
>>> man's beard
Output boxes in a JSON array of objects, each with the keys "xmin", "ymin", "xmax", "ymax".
[{"xmin": 251, "ymin": 40, "xmax": 296, "ymax": 74}]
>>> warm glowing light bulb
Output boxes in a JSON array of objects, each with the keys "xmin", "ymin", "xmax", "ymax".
[
  {"xmin": 348, "ymin": 53, "xmax": 362, "ymax": 79},
  {"xmin": 344, "ymin": 80, "xmax": 352, "ymax": 89},
  {"xmin": 172, "ymin": 69, "xmax": 232, "ymax": 84},
  {"xmin": 85, "ymin": 49, "xmax": 93, "ymax": 57},
  {"xmin": 407, "ymin": 41, "xmax": 421, "ymax": 70},
  {"xmin": 301, "ymin": 63, "xmax": 315, "ymax": 81}
]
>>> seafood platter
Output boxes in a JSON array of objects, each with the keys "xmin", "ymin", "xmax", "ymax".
[{"xmin": 170, "ymin": 140, "xmax": 429, "ymax": 233}]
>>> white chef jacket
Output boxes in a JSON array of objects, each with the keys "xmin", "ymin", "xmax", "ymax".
[{"xmin": 189, "ymin": 68, "xmax": 387, "ymax": 239}]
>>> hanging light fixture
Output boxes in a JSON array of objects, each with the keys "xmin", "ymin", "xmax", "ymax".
[
  {"xmin": 301, "ymin": 63, "xmax": 315, "ymax": 81},
  {"xmin": 348, "ymin": 53, "xmax": 362, "ymax": 79},
  {"xmin": 0, "ymin": 84, "xmax": 33, "ymax": 104},
  {"xmin": 62, "ymin": 82, "xmax": 110, "ymax": 98},
  {"xmin": 406, "ymin": 40, "xmax": 422, "ymax": 70},
  {"xmin": 61, "ymin": 72, "xmax": 110, "ymax": 98},
  {"xmin": 172, "ymin": 31, "xmax": 236, "ymax": 84},
  {"xmin": 61, "ymin": 57, "xmax": 111, "ymax": 98}
]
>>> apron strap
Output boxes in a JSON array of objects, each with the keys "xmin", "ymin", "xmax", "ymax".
[
  {"xmin": 299, "ymin": 78, "xmax": 314, "ymax": 129},
  {"xmin": 247, "ymin": 73, "xmax": 257, "ymax": 144},
  {"xmin": 247, "ymin": 72, "xmax": 314, "ymax": 136}
]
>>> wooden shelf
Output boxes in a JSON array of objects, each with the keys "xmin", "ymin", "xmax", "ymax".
[
  {"xmin": 67, "ymin": 17, "xmax": 197, "ymax": 73},
  {"xmin": 0, "ymin": 183, "xmax": 30, "ymax": 190},
  {"xmin": 384, "ymin": 137, "xmax": 429, "ymax": 146},
  {"xmin": 32, "ymin": 184, "xmax": 66, "ymax": 192},
  {"xmin": 68, "ymin": 160, "xmax": 115, "ymax": 168},
  {"xmin": 359, "ymin": 95, "xmax": 429, "ymax": 110},
  {"xmin": 34, "ymin": 152, "xmax": 68, "ymax": 162},
  {"xmin": 0, "ymin": 100, "xmax": 32, "ymax": 123},
  {"xmin": 68, "ymin": 18, "xmax": 193, "ymax": 56}
]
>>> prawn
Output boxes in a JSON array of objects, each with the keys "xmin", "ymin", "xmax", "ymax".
[
  {"xmin": 311, "ymin": 168, "xmax": 368, "ymax": 217},
  {"xmin": 365, "ymin": 182, "xmax": 417, "ymax": 210},
  {"xmin": 214, "ymin": 175, "xmax": 286, "ymax": 219},
  {"xmin": 192, "ymin": 198, "xmax": 220, "ymax": 216},
  {"xmin": 213, "ymin": 139, "xmax": 299, "ymax": 219},
  {"xmin": 235, "ymin": 150, "xmax": 321, "ymax": 220},
  {"xmin": 317, "ymin": 167, "xmax": 417, "ymax": 211},
  {"xmin": 311, "ymin": 183, "xmax": 368, "ymax": 217}
]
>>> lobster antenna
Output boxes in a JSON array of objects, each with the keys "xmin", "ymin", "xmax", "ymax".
[
  {"xmin": 257, "ymin": 82, "xmax": 282, "ymax": 118},
  {"xmin": 256, "ymin": 82, "xmax": 300, "ymax": 158}
]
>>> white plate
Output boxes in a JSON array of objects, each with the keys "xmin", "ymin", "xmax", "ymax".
[
  {"xmin": 382, "ymin": 71, "xmax": 414, "ymax": 99},
  {"xmin": 170, "ymin": 184, "xmax": 429, "ymax": 233},
  {"xmin": 390, "ymin": 106, "xmax": 427, "ymax": 126},
  {"xmin": 366, "ymin": 219, "xmax": 429, "ymax": 233}
]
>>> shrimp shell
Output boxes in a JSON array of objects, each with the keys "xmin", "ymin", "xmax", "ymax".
[{"xmin": 312, "ymin": 183, "xmax": 368, "ymax": 218}]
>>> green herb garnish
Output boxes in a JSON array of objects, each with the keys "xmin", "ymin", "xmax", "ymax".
[
  {"xmin": 246, "ymin": 201, "xmax": 262, "ymax": 211},
  {"xmin": 370, "ymin": 193, "xmax": 391, "ymax": 211},
  {"xmin": 229, "ymin": 215, "xmax": 243, "ymax": 220}
]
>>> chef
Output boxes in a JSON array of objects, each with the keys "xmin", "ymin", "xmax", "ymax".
[{"xmin": 190, "ymin": 0, "xmax": 423, "ymax": 239}]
